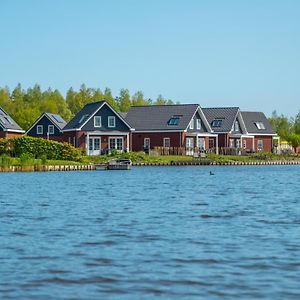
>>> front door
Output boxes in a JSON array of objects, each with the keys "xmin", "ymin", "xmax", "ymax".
[
  {"xmin": 197, "ymin": 137, "xmax": 205, "ymax": 151},
  {"xmin": 89, "ymin": 137, "xmax": 101, "ymax": 156},
  {"xmin": 186, "ymin": 138, "xmax": 194, "ymax": 155}
]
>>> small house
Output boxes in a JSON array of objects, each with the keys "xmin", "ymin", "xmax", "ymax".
[
  {"xmin": 26, "ymin": 112, "xmax": 67, "ymax": 142},
  {"xmin": 62, "ymin": 101, "xmax": 133, "ymax": 155}
]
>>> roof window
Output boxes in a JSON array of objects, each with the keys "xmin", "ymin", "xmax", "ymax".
[
  {"xmin": 168, "ymin": 116, "xmax": 181, "ymax": 126},
  {"xmin": 255, "ymin": 122, "xmax": 265, "ymax": 130},
  {"xmin": 211, "ymin": 119, "xmax": 223, "ymax": 127}
]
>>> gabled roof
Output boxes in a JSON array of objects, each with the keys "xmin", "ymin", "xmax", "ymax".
[
  {"xmin": 241, "ymin": 111, "xmax": 275, "ymax": 135},
  {"xmin": 63, "ymin": 101, "xmax": 105, "ymax": 131},
  {"xmin": 26, "ymin": 112, "xmax": 66, "ymax": 134},
  {"xmin": 125, "ymin": 104, "xmax": 202, "ymax": 131},
  {"xmin": 63, "ymin": 101, "xmax": 132, "ymax": 131},
  {"xmin": 0, "ymin": 107, "xmax": 24, "ymax": 132},
  {"xmin": 202, "ymin": 107, "xmax": 240, "ymax": 133}
]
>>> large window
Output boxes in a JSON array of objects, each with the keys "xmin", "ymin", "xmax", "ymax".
[
  {"xmin": 234, "ymin": 121, "xmax": 239, "ymax": 132},
  {"xmin": 109, "ymin": 137, "xmax": 123, "ymax": 150},
  {"xmin": 144, "ymin": 138, "xmax": 150, "ymax": 149},
  {"xmin": 108, "ymin": 116, "xmax": 116, "ymax": 128},
  {"xmin": 197, "ymin": 137, "xmax": 205, "ymax": 150},
  {"xmin": 94, "ymin": 116, "xmax": 102, "ymax": 127},
  {"xmin": 229, "ymin": 138, "xmax": 235, "ymax": 148},
  {"xmin": 257, "ymin": 139, "xmax": 264, "ymax": 151},
  {"xmin": 48, "ymin": 125, "xmax": 54, "ymax": 135},
  {"xmin": 37, "ymin": 125, "xmax": 43, "ymax": 135},
  {"xmin": 163, "ymin": 137, "xmax": 171, "ymax": 147}
]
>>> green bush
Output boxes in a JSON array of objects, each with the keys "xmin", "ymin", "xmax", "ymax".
[
  {"xmin": 0, "ymin": 154, "xmax": 12, "ymax": 167},
  {"xmin": 19, "ymin": 153, "xmax": 34, "ymax": 166},
  {"xmin": 13, "ymin": 136, "xmax": 82, "ymax": 161}
]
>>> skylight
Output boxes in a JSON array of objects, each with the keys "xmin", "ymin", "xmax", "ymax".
[
  {"xmin": 168, "ymin": 116, "xmax": 181, "ymax": 126},
  {"xmin": 52, "ymin": 114, "xmax": 65, "ymax": 123},
  {"xmin": 79, "ymin": 114, "xmax": 89, "ymax": 124},
  {"xmin": 211, "ymin": 119, "xmax": 223, "ymax": 127},
  {"xmin": 255, "ymin": 122, "xmax": 265, "ymax": 130}
]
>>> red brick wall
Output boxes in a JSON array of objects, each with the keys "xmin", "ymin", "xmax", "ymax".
[
  {"xmin": 254, "ymin": 136, "xmax": 273, "ymax": 152},
  {"xmin": 0, "ymin": 132, "xmax": 23, "ymax": 138},
  {"xmin": 132, "ymin": 132, "xmax": 184, "ymax": 151}
]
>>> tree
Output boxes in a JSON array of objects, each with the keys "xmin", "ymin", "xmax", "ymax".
[
  {"xmin": 268, "ymin": 110, "xmax": 292, "ymax": 139},
  {"xmin": 286, "ymin": 133, "xmax": 300, "ymax": 153},
  {"xmin": 131, "ymin": 91, "xmax": 149, "ymax": 106},
  {"xmin": 154, "ymin": 94, "xmax": 174, "ymax": 105},
  {"xmin": 117, "ymin": 89, "xmax": 131, "ymax": 112},
  {"xmin": 293, "ymin": 111, "xmax": 300, "ymax": 134},
  {"xmin": 103, "ymin": 87, "xmax": 118, "ymax": 110}
]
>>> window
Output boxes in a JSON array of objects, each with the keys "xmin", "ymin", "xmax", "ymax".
[
  {"xmin": 209, "ymin": 138, "xmax": 215, "ymax": 148},
  {"xmin": 243, "ymin": 140, "xmax": 247, "ymax": 149},
  {"xmin": 197, "ymin": 137, "xmax": 205, "ymax": 150},
  {"xmin": 255, "ymin": 122, "xmax": 265, "ymax": 130},
  {"xmin": 94, "ymin": 116, "xmax": 101, "ymax": 127},
  {"xmin": 109, "ymin": 137, "xmax": 123, "ymax": 150},
  {"xmin": 236, "ymin": 139, "xmax": 241, "ymax": 148},
  {"xmin": 108, "ymin": 116, "xmax": 116, "ymax": 128},
  {"xmin": 168, "ymin": 116, "xmax": 181, "ymax": 125},
  {"xmin": 229, "ymin": 138, "xmax": 235, "ymax": 148},
  {"xmin": 37, "ymin": 125, "xmax": 43, "ymax": 135},
  {"xmin": 189, "ymin": 120, "xmax": 194, "ymax": 130},
  {"xmin": 163, "ymin": 137, "xmax": 171, "ymax": 147},
  {"xmin": 234, "ymin": 120, "xmax": 239, "ymax": 132},
  {"xmin": 144, "ymin": 138, "xmax": 150, "ymax": 149},
  {"xmin": 211, "ymin": 119, "xmax": 223, "ymax": 127},
  {"xmin": 48, "ymin": 125, "xmax": 54, "ymax": 135},
  {"xmin": 257, "ymin": 139, "xmax": 264, "ymax": 151},
  {"xmin": 196, "ymin": 119, "xmax": 201, "ymax": 130}
]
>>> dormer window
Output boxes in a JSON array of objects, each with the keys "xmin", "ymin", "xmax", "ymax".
[
  {"xmin": 108, "ymin": 116, "xmax": 116, "ymax": 128},
  {"xmin": 196, "ymin": 119, "xmax": 201, "ymax": 130},
  {"xmin": 211, "ymin": 119, "xmax": 223, "ymax": 127},
  {"xmin": 255, "ymin": 122, "xmax": 265, "ymax": 130},
  {"xmin": 168, "ymin": 116, "xmax": 181, "ymax": 125},
  {"xmin": 94, "ymin": 116, "xmax": 102, "ymax": 127}
]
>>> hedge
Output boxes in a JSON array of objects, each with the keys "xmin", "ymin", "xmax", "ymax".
[{"xmin": 0, "ymin": 136, "xmax": 82, "ymax": 161}]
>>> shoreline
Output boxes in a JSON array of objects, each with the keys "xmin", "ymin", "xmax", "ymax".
[{"xmin": 1, "ymin": 160, "xmax": 300, "ymax": 172}]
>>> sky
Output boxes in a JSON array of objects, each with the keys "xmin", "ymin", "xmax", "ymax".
[{"xmin": 0, "ymin": 0, "xmax": 299, "ymax": 117}]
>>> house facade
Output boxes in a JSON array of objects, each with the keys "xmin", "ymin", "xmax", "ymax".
[
  {"xmin": 125, "ymin": 104, "xmax": 218, "ymax": 155},
  {"xmin": 241, "ymin": 111, "xmax": 277, "ymax": 152},
  {"xmin": 0, "ymin": 107, "xmax": 25, "ymax": 138},
  {"xmin": 26, "ymin": 113, "xmax": 66, "ymax": 142},
  {"xmin": 62, "ymin": 101, "xmax": 133, "ymax": 155},
  {"xmin": 202, "ymin": 107, "xmax": 249, "ymax": 152}
]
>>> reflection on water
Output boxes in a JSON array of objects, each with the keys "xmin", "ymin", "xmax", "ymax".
[{"xmin": 1, "ymin": 166, "xmax": 300, "ymax": 299}]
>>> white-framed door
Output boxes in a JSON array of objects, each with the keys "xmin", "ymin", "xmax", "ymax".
[
  {"xmin": 197, "ymin": 137, "xmax": 205, "ymax": 151},
  {"xmin": 186, "ymin": 137, "xmax": 194, "ymax": 155},
  {"xmin": 88, "ymin": 137, "xmax": 101, "ymax": 156}
]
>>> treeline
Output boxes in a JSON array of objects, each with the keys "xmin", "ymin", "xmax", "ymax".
[
  {"xmin": 0, "ymin": 84, "xmax": 176, "ymax": 130},
  {"xmin": 269, "ymin": 110, "xmax": 300, "ymax": 150}
]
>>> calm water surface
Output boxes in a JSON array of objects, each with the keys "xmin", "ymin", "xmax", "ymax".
[{"xmin": 1, "ymin": 165, "xmax": 300, "ymax": 299}]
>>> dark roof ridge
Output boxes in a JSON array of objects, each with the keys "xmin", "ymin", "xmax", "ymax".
[
  {"xmin": 131, "ymin": 104, "xmax": 199, "ymax": 108},
  {"xmin": 203, "ymin": 106, "xmax": 239, "ymax": 109}
]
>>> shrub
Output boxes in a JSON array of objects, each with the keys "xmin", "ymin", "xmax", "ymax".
[
  {"xmin": 19, "ymin": 153, "xmax": 34, "ymax": 166},
  {"xmin": 13, "ymin": 136, "xmax": 82, "ymax": 161},
  {"xmin": 0, "ymin": 154, "xmax": 12, "ymax": 167}
]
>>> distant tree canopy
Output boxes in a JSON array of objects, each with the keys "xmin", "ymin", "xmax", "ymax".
[
  {"xmin": 269, "ymin": 110, "xmax": 300, "ymax": 150},
  {"xmin": 0, "ymin": 84, "xmax": 177, "ymax": 130}
]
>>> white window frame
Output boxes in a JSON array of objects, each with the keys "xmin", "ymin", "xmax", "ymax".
[
  {"xmin": 94, "ymin": 116, "xmax": 102, "ymax": 127},
  {"xmin": 144, "ymin": 138, "xmax": 150, "ymax": 148},
  {"xmin": 196, "ymin": 119, "xmax": 201, "ymax": 130},
  {"xmin": 234, "ymin": 120, "xmax": 239, "ymax": 132},
  {"xmin": 109, "ymin": 137, "xmax": 123, "ymax": 151},
  {"xmin": 108, "ymin": 116, "xmax": 116, "ymax": 128},
  {"xmin": 255, "ymin": 122, "xmax": 265, "ymax": 130},
  {"xmin": 189, "ymin": 120, "xmax": 194, "ymax": 130},
  {"xmin": 48, "ymin": 125, "xmax": 54, "ymax": 135},
  {"xmin": 163, "ymin": 137, "xmax": 171, "ymax": 147},
  {"xmin": 37, "ymin": 125, "xmax": 43, "ymax": 135}
]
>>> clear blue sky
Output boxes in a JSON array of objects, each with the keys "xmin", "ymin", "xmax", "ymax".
[{"xmin": 0, "ymin": 0, "xmax": 299, "ymax": 116}]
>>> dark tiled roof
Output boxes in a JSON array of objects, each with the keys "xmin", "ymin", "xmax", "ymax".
[
  {"xmin": 241, "ymin": 111, "xmax": 275, "ymax": 135},
  {"xmin": 202, "ymin": 107, "xmax": 239, "ymax": 133},
  {"xmin": 44, "ymin": 113, "xmax": 67, "ymax": 130},
  {"xmin": 119, "ymin": 112, "xmax": 128, "ymax": 119},
  {"xmin": 125, "ymin": 104, "xmax": 199, "ymax": 131},
  {"xmin": 63, "ymin": 101, "xmax": 105, "ymax": 130},
  {"xmin": 0, "ymin": 107, "xmax": 24, "ymax": 131}
]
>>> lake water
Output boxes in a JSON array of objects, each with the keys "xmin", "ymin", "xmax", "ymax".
[{"xmin": 1, "ymin": 165, "xmax": 300, "ymax": 300}]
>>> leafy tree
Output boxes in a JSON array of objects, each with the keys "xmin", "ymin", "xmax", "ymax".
[
  {"xmin": 286, "ymin": 133, "xmax": 300, "ymax": 152},
  {"xmin": 293, "ymin": 111, "xmax": 300, "ymax": 134},
  {"xmin": 132, "ymin": 91, "xmax": 149, "ymax": 106},
  {"xmin": 117, "ymin": 89, "xmax": 131, "ymax": 112},
  {"xmin": 268, "ymin": 110, "xmax": 292, "ymax": 139}
]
